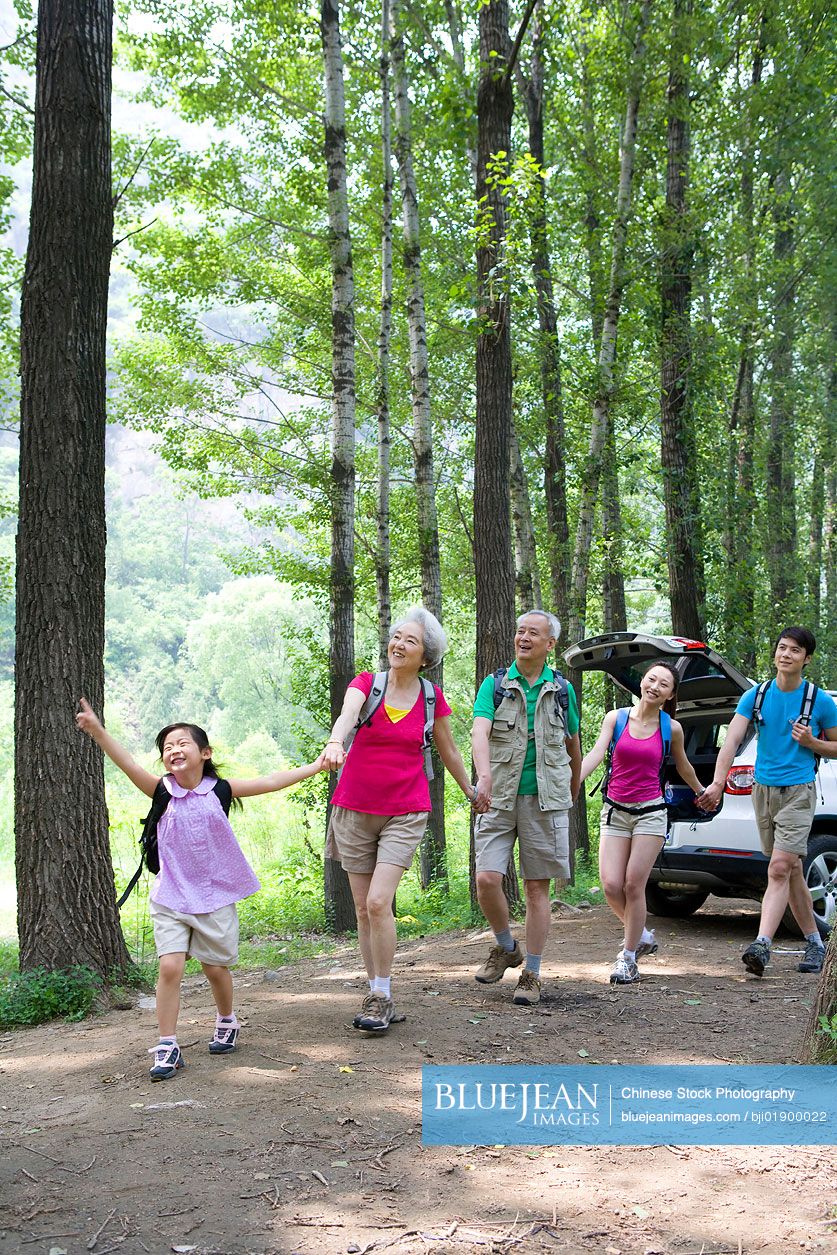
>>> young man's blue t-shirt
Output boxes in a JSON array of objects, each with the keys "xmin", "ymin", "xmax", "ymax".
[{"xmin": 736, "ymin": 681, "xmax": 837, "ymax": 786}]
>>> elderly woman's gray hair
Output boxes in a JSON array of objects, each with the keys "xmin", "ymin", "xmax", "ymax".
[
  {"xmin": 390, "ymin": 607, "xmax": 448, "ymax": 668},
  {"xmin": 517, "ymin": 609, "xmax": 561, "ymax": 640}
]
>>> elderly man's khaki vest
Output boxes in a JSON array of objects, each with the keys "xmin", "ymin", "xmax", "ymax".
[{"xmin": 488, "ymin": 671, "xmax": 572, "ymax": 812}]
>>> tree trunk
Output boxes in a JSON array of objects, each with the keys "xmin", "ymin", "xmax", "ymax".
[
  {"xmin": 390, "ymin": 0, "xmax": 447, "ymax": 888},
  {"xmin": 510, "ymin": 424, "xmax": 542, "ymax": 614},
  {"xmin": 375, "ymin": 0, "xmax": 393, "ymax": 671},
  {"xmin": 321, "ymin": 0, "xmax": 357, "ymax": 932},
  {"xmin": 602, "ymin": 413, "xmax": 628, "ymax": 717},
  {"xmin": 822, "ymin": 346, "xmax": 837, "ymax": 683},
  {"xmin": 15, "ymin": 0, "xmax": 131, "ymax": 978},
  {"xmin": 722, "ymin": 20, "xmax": 763, "ymax": 674},
  {"xmin": 765, "ymin": 167, "xmax": 798, "ymax": 624},
  {"xmin": 473, "ymin": 0, "xmax": 520, "ymax": 913},
  {"xmin": 660, "ymin": 0, "xmax": 705, "ymax": 639},
  {"xmin": 568, "ymin": 0, "xmax": 651, "ymax": 653},
  {"xmin": 516, "ymin": 2, "xmax": 569, "ymax": 629}
]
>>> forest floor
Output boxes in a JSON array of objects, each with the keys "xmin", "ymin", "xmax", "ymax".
[{"xmin": 1, "ymin": 899, "xmax": 834, "ymax": 1255}]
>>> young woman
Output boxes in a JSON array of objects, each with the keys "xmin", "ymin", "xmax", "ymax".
[{"xmin": 580, "ymin": 664, "xmax": 705, "ymax": 985}]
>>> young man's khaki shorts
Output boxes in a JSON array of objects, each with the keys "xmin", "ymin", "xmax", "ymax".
[
  {"xmin": 752, "ymin": 781, "xmax": 816, "ymax": 857},
  {"xmin": 150, "ymin": 899, "xmax": 240, "ymax": 966},
  {"xmin": 474, "ymin": 796, "xmax": 570, "ymax": 883},
  {"xmin": 600, "ymin": 797, "xmax": 668, "ymax": 841},
  {"xmin": 328, "ymin": 806, "xmax": 428, "ymax": 874}
]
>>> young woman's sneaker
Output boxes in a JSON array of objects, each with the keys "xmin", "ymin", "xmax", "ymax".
[
  {"xmin": 209, "ymin": 1020, "xmax": 239, "ymax": 1054},
  {"xmin": 634, "ymin": 932, "xmax": 658, "ymax": 960},
  {"xmin": 148, "ymin": 1040, "xmax": 184, "ymax": 1081},
  {"xmin": 356, "ymin": 993, "xmax": 394, "ymax": 1033},
  {"xmin": 610, "ymin": 953, "xmax": 639, "ymax": 985},
  {"xmin": 741, "ymin": 939, "xmax": 771, "ymax": 977}
]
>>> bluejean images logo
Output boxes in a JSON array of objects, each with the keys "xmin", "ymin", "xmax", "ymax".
[{"xmin": 422, "ymin": 1065, "xmax": 837, "ymax": 1147}]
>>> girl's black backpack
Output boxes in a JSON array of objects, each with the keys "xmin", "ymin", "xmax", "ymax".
[{"xmin": 116, "ymin": 776, "xmax": 232, "ymax": 908}]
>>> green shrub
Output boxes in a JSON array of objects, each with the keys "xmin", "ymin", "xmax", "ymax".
[{"xmin": 0, "ymin": 965, "xmax": 102, "ymax": 1027}]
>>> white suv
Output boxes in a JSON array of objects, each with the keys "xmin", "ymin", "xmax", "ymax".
[{"xmin": 563, "ymin": 632, "xmax": 837, "ymax": 935}]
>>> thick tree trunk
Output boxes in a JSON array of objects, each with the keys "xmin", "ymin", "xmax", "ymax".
[
  {"xmin": 822, "ymin": 347, "xmax": 837, "ymax": 683},
  {"xmin": 321, "ymin": 0, "xmax": 357, "ymax": 932},
  {"xmin": 473, "ymin": 0, "xmax": 520, "ymax": 913},
  {"xmin": 765, "ymin": 168, "xmax": 798, "ymax": 624},
  {"xmin": 15, "ymin": 0, "xmax": 131, "ymax": 978},
  {"xmin": 660, "ymin": 0, "xmax": 705, "ymax": 639},
  {"xmin": 375, "ymin": 0, "xmax": 393, "ymax": 670},
  {"xmin": 390, "ymin": 0, "xmax": 447, "ymax": 887}
]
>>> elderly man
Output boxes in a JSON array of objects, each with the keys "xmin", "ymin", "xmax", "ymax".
[{"xmin": 471, "ymin": 610, "xmax": 581, "ymax": 1006}]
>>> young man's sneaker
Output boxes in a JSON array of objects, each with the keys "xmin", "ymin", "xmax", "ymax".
[
  {"xmin": 475, "ymin": 942, "xmax": 523, "ymax": 984},
  {"xmin": 355, "ymin": 992, "xmax": 394, "ymax": 1032},
  {"xmin": 209, "ymin": 1020, "xmax": 239, "ymax": 1054},
  {"xmin": 798, "ymin": 940, "xmax": 825, "ymax": 973},
  {"xmin": 148, "ymin": 1040, "xmax": 184, "ymax": 1081},
  {"xmin": 610, "ymin": 953, "xmax": 639, "ymax": 985},
  {"xmin": 742, "ymin": 939, "xmax": 771, "ymax": 977},
  {"xmin": 512, "ymin": 969, "xmax": 541, "ymax": 1006}
]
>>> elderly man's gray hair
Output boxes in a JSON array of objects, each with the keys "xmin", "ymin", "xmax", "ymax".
[
  {"xmin": 517, "ymin": 609, "xmax": 561, "ymax": 640},
  {"xmin": 390, "ymin": 607, "xmax": 449, "ymax": 668}
]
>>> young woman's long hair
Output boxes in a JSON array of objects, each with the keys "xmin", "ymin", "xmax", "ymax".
[{"xmin": 644, "ymin": 663, "xmax": 680, "ymax": 719}]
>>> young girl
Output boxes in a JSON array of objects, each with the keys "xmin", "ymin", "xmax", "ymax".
[
  {"xmin": 76, "ymin": 699, "xmax": 323, "ymax": 1080},
  {"xmin": 580, "ymin": 664, "xmax": 706, "ymax": 985}
]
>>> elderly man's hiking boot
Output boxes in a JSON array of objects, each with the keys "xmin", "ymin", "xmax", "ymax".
[{"xmin": 475, "ymin": 942, "xmax": 523, "ymax": 984}]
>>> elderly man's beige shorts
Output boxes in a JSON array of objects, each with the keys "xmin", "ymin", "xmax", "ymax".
[
  {"xmin": 150, "ymin": 899, "xmax": 240, "ymax": 965},
  {"xmin": 474, "ymin": 796, "xmax": 570, "ymax": 883},
  {"xmin": 600, "ymin": 797, "xmax": 668, "ymax": 841},
  {"xmin": 752, "ymin": 781, "xmax": 816, "ymax": 857},
  {"xmin": 328, "ymin": 806, "xmax": 428, "ymax": 874}
]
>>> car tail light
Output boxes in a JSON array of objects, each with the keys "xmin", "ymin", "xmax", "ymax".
[{"xmin": 726, "ymin": 765, "xmax": 754, "ymax": 794}]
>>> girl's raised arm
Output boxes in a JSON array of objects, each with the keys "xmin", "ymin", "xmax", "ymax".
[
  {"xmin": 229, "ymin": 755, "xmax": 327, "ymax": 799},
  {"xmin": 76, "ymin": 699, "xmax": 160, "ymax": 798},
  {"xmin": 579, "ymin": 709, "xmax": 619, "ymax": 785}
]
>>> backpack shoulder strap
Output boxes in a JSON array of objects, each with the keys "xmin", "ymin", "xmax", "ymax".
[
  {"xmin": 212, "ymin": 777, "xmax": 233, "ymax": 815},
  {"xmin": 752, "ymin": 680, "xmax": 771, "ymax": 723},
  {"xmin": 659, "ymin": 710, "xmax": 672, "ymax": 757},
  {"xmin": 800, "ymin": 680, "xmax": 818, "ymax": 724},
  {"xmin": 419, "ymin": 676, "xmax": 437, "ymax": 782},
  {"xmin": 117, "ymin": 779, "xmax": 170, "ymax": 910},
  {"xmin": 612, "ymin": 707, "xmax": 631, "ymax": 747},
  {"xmin": 357, "ymin": 671, "xmax": 389, "ymax": 730},
  {"xmin": 492, "ymin": 666, "xmax": 510, "ymax": 710},
  {"xmin": 551, "ymin": 670, "xmax": 570, "ymax": 723}
]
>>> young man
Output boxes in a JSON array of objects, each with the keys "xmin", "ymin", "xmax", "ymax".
[
  {"xmin": 471, "ymin": 610, "xmax": 581, "ymax": 1006},
  {"xmin": 699, "ymin": 627, "xmax": 837, "ymax": 976}
]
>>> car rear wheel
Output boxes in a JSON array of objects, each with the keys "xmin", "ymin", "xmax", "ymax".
[
  {"xmin": 803, "ymin": 834, "xmax": 837, "ymax": 937},
  {"xmin": 645, "ymin": 884, "xmax": 710, "ymax": 918}
]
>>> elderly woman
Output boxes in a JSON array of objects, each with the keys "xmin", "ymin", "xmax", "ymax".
[{"xmin": 322, "ymin": 607, "xmax": 476, "ymax": 1033}]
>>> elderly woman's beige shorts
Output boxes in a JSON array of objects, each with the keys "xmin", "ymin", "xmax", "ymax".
[
  {"xmin": 327, "ymin": 806, "xmax": 428, "ymax": 874},
  {"xmin": 600, "ymin": 798, "xmax": 668, "ymax": 841}
]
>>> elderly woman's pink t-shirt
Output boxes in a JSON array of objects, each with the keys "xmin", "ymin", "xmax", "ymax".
[{"xmin": 331, "ymin": 671, "xmax": 451, "ymax": 815}]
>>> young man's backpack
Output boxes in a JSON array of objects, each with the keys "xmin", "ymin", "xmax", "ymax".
[
  {"xmin": 116, "ymin": 777, "xmax": 233, "ymax": 909},
  {"xmin": 751, "ymin": 678, "xmax": 822, "ymax": 770},
  {"xmin": 343, "ymin": 671, "xmax": 438, "ymax": 780},
  {"xmin": 491, "ymin": 666, "xmax": 570, "ymax": 733}
]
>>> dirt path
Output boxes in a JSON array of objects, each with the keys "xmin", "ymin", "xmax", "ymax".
[{"xmin": 1, "ymin": 900, "xmax": 834, "ymax": 1255}]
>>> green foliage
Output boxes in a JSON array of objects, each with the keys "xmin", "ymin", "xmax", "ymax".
[{"xmin": 0, "ymin": 965, "xmax": 103, "ymax": 1027}]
